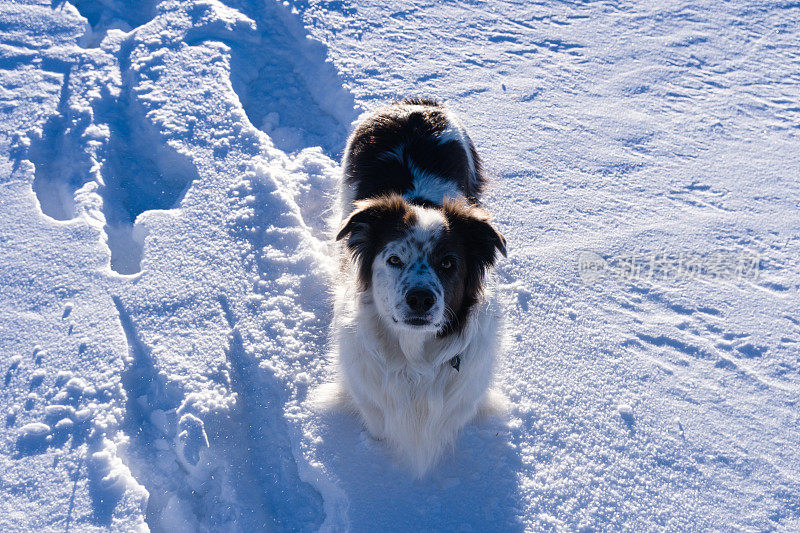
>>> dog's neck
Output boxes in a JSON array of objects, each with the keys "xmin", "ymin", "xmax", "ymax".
[
  {"xmin": 396, "ymin": 328, "xmax": 433, "ymax": 363},
  {"xmin": 384, "ymin": 310, "xmax": 470, "ymax": 376}
]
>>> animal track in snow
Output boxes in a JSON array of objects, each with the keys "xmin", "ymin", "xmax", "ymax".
[
  {"xmin": 218, "ymin": 296, "xmax": 324, "ymax": 530},
  {"xmin": 111, "ymin": 296, "xmax": 196, "ymax": 527},
  {"xmin": 97, "ymin": 84, "xmax": 200, "ymax": 275},
  {"xmin": 208, "ymin": 0, "xmax": 356, "ymax": 154},
  {"xmin": 28, "ymin": 11, "xmax": 199, "ymax": 275},
  {"xmin": 69, "ymin": 0, "xmax": 158, "ymax": 48},
  {"xmin": 28, "ymin": 68, "xmax": 93, "ymax": 221},
  {"xmin": 112, "ymin": 291, "xmax": 320, "ymax": 530}
]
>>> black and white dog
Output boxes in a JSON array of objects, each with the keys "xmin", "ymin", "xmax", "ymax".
[{"xmin": 328, "ymin": 98, "xmax": 506, "ymax": 477}]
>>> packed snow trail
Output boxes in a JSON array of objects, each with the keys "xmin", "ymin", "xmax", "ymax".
[{"xmin": 1, "ymin": 0, "xmax": 799, "ymax": 531}]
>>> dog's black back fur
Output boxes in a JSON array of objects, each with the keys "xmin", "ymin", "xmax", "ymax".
[{"xmin": 344, "ymin": 98, "xmax": 485, "ymax": 205}]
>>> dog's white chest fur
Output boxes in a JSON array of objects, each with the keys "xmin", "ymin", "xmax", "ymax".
[{"xmin": 332, "ymin": 283, "xmax": 504, "ymax": 477}]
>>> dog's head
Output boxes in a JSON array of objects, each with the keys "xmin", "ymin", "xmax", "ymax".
[{"xmin": 337, "ymin": 195, "xmax": 506, "ymax": 336}]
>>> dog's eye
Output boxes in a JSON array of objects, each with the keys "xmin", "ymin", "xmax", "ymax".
[
  {"xmin": 439, "ymin": 257, "xmax": 454, "ymax": 270},
  {"xmin": 387, "ymin": 255, "xmax": 403, "ymax": 267}
]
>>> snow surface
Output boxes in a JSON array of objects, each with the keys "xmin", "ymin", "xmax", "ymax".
[{"xmin": 1, "ymin": 0, "xmax": 799, "ymax": 531}]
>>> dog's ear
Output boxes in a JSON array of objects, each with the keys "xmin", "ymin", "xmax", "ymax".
[
  {"xmin": 474, "ymin": 216, "xmax": 507, "ymax": 261},
  {"xmin": 336, "ymin": 195, "xmax": 412, "ymax": 287},
  {"xmin": 336, "ymin": 195, "xmax": 410, "ymax": 242},
  {"xmin": 335, "ymin": 205, "xmax": 376, "ymax": 242},
  {"xmin": 445, "ymin": 201, "xmax": 506, "ymax": 268},
  {"xmin": 466, "ymin": 215, "xmax": 506, "ymax": 272}
]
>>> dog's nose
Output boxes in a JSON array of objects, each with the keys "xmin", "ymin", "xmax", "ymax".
[{"xmin": 406, "ymin": 288, "xmax": 435, "ymax": 313}]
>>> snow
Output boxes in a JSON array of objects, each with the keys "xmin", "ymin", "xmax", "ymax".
[{"xmin": 1, "ymin": 0, "xmax": 798, "ymax": 531}]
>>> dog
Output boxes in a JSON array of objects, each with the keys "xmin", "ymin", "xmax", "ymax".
[{"xmin": 327, "ymin": 97, "xmax": 507, "ymax": 477}]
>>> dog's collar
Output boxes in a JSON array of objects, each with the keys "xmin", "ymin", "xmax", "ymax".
[{"xmin": 449, "ymin": 354, "xmax": 461, "ymax": 372}]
